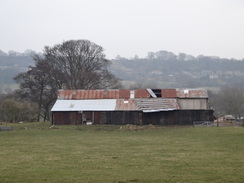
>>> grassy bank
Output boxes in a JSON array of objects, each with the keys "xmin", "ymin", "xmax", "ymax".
[{"xmin": 0, "ymin": 123, "xmax": 243, "ymax": 183}]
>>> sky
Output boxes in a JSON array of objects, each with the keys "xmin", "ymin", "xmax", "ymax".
[{"xmin": 0, "ymin": 0, "xmax": 244, "ymax": 59}]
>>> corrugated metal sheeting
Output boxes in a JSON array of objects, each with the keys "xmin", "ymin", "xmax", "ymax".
[
  {"xmin": 115, "ymin": 99, "xmax": 138, "ymax": 111},
  {"xmin": 176, "ymin": 88, "xmax": 208, "ymax": 98},
  {"xmin": 51, "ymin": 99, "xmax": 117, "ymax": 111},
  {"xmin": 161, "ymin": 89, "xmax": 177, "ymax": 98},
  {"xmin": 51, "ymin": 98, "xmax": 180, "ymax": 113},
  {"xmin": 134, "ymin": 98, "xmax": 179, "ymax": 112},
  {"xmin": 58, "ymin": 88, "xmax": 208, "ymax": 100},
  {"xmin": 58, "ymin": 89, "xmax": 150, "ymax": 100},
  {"xmin": 177, "ymin": 99, "xmax": 208, "ymax": 110}
]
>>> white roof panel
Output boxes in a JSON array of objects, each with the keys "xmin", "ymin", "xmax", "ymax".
[{"xmin": 51, "ymin": 99, "xmax": 117, "ymax": 111}]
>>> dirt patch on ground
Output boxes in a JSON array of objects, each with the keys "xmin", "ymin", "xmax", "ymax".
[{"xmin": 119, "ymin": 124, "xmax": 157, "ymax": 131}]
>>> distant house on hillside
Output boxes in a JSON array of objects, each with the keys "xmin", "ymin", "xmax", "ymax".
[{"xmin": 51, "ymin": 88, "xmax": 214, "ymax": 125}]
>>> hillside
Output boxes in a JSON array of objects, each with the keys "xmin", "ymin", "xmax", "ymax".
[
  {"xmin": 109, "ymin": 51, "xmax": 244, "ymax": 89},
  {"xmin": 0, "ymin": 50, "xmax": 36, "ymax": 92},
  {"xmin": 1, "ymin": 49, "xmax": 244, "ymax": 92}
]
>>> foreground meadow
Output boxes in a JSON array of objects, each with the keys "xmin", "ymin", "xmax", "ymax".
[{"xmin": 0, "ymin": 122, "xmax": 243, "ymax": 183}]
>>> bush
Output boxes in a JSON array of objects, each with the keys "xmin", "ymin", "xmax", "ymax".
[{"xmin": 0, "ymin": 99, "xmax": 38, "ymax": 122}]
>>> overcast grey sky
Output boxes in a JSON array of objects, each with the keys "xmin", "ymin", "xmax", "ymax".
[{"xmin": 0, "ymin": 0, "xmax": 243, "ymax": 59}]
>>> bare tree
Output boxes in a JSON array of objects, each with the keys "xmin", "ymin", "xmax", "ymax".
[
  {"xmin": 14, "ymin": 40, "xmax": 120, "ymax": 121},
  {"xmin": 43, "ymin": 39, "xmax": 120, "ymax": 89},
  {"xmin": 14, "ymin": 59, "xmax": 58, "ymax": 121},
  {"xmin": 211, "ymin": 86, "xmax": 244, "ymax": 119}
]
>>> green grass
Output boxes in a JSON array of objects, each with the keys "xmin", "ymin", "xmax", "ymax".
[{"xmin": 0, "ymin": 122, "xmax": 243, "ymax": 183}]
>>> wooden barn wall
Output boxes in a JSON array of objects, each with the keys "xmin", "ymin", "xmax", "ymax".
[
  {"xmin": 98, "ymin": 111, "xmax": 141, "ymax": 125},
  {"xmin": 142, "ymin": 110, "xmax": 214, "ymax": 125},
  {"xmin": 52, "ymin": 111, "xmax": 141, "ymax": 125},
  {"xmin": 52, "ymin": 111, "xmax": 82, "ymax": 125},
  {"xmin": 52, "ymin": 110, "xmax": 214, "ymax": 125}
]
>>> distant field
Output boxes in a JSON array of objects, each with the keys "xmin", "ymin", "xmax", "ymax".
[{"xmin": 0, "ymin": 122, "xmax": 243, "ymax": 183}]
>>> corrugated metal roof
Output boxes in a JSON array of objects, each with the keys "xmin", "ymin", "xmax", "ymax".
[
  {"xmin": 161, "ymin": 89, "xmax": 177, "ymax": 98},
  {"xmin": 51, "ymin": 99, "xmax": 117, "ymax": 111},
  {"xmin": 58, "ymin": 89, "xmax": 151, "ymax": 99},
  {"xmin": 58, "ymin": 90, "xmax": 121, "ymax": 99},
  {"xmin": 134, "ymin": 98, "xmax": 179, "ymax": 113},
  {"xmin": 115, "ymin": 99, "xmax": 139, "ymax": 111},
  {"xmin": 106, "ymin": 90, "xmax": 120, "ymax": 99},
  {"xmin": 73, "ymin": 90, "xmax": 104, "ymax": 99},
  {"xmin": 51, "ymin": 98, "xmax": 179, "ymax": 112},
  {"xmin": 176, "ymin": 89, "xmax": 208, "ymax": 98},
  {"xmin": 167, "ymin": 99, "xmax": 181, "ymax": 109},
  {"xmin": 135, "ymin": 89, "xmax": 151, "ymax": 98},
  {"xmin": 58, "ymin": 90, "xmax": 73, "ymax": 99},
  {"xmin": 119, "ymin": 89, "xmax": 130, "ymax": 99},
  {"xmin": 57, "ymin": 88, "xmax": 208, "ymax": 100}
]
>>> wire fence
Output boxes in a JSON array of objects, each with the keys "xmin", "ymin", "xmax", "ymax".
[
  {"xmin": 193, "ymin": 121, "xmax": 215, "ymax": 127},
  {"xmin": 193, "ymin": 120, "xmax": 243, "ymax": 127}
]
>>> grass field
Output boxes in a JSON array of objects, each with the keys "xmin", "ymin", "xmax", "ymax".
[{"xmin": 0, "ymin": 122, "xmax": 243, "ymax": 183}]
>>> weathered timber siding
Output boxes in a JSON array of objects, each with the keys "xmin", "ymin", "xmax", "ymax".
[
  {"xmin": 142, "ymin": 110, "xmax": 214, "ymax": 125},
  {"xmin": 52, "ymin": 111, "xmax": 82, "ymax": 125},
  {"xmin": 101, "ymin": 111, "xmax": 141, "ymax": 125},
  {"xmin": 52, "ymin": 110, "xmax": 214, "ymax": 125}
]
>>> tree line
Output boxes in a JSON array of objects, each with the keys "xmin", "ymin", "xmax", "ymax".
[
  {"xmin": 110, "ymin": 51, "xmax": 244, "ymax": 89},
  {"xmin": 0, "ymin": 50, "xmax": 36, "ymax": 92}
]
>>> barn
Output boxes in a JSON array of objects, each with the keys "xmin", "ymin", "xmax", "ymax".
[{"xmin": 51, "ymin": 88, "xmax": 214, "ymax": 125}]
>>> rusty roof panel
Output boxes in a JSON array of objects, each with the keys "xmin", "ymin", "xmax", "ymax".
[
  {"xmin": 119, "ymin": 89, "xmax": 130, "ymax": 99},
  {"xmin": 58, "ymin": 90, "xmax": 73, "ymax": 99},
  {"xmin": 105, "ymin": 90, "xmax": 120, "ymax": 99},
  {"xmin": 58, "ymin": 90, "xmax": 122, "ymax": 99},
  {"xmin": 115, "ymin": 99, "xmax": 139, "ymax": 111},
  {"xmin": 176, "ymin": 89, "xmax": 208, "ymax": 98},
  {"xmin": 86, "ymin": 90, "xmax": 103, "ymax": 99},
  {"xmin": 58, "ymin": 88, "xmax": 208, "ymax": 100},
  {"xmin": 134, "ymin": 89, "xmax": 150, "ymax": 98},
  {"xmin": 81, "ymin": 90, "xmax": 92, "ymax": 99},
  {"xmin": 161, "ymin": 89, "xmax": 177, "ymax": 98},
  {"xmin": 72, "ymin": 90, "xmax": 104, "ymax": 99},
  {"xmin": 58, "ymin": 89, "xmax": 150, "ymax": 99}
]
